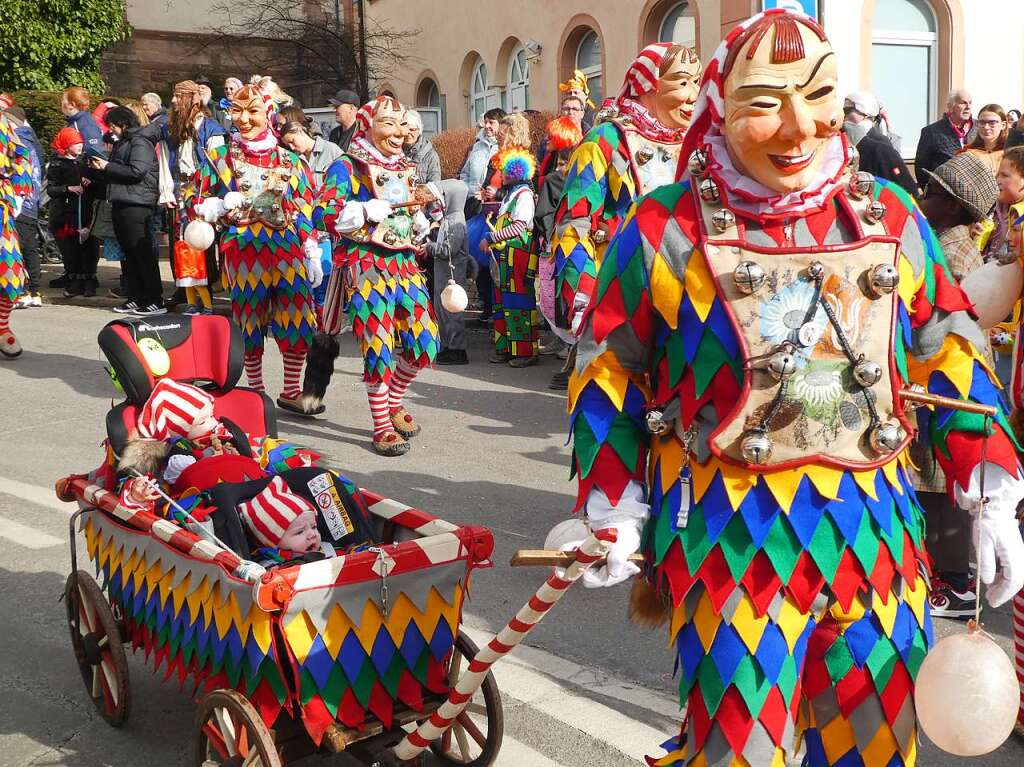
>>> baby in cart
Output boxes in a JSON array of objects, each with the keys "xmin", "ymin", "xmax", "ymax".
[{"xmin": 116, "ymin": 379, "xmax": 372, "ymax": 565}]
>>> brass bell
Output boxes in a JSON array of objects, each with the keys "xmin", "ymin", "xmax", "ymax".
[
  {"xmin": 867, "ymin": 263, "xmax": 899, "ymax": 297},
  {"xmin": 635, "ymin": 147, "xmax": 654, "ymax": 165},
  {"xmin": 807, "ymin": 261, "xmax": 826, "ymax": 281},
  {"xmin": 645, "ymin": 410, "xmax": 670, "ymax": 435},
  {"xmin": 864, "ymin": 200, "xmax": 887, "ymax": 224},
  {"xmin": 239, "ymin": 181, "xmax": 252, "ymax": 192},
  {"xmin": 699, "ymin": 178, "xmax": 720, "ymax": 203},
  {"xmin": 847, "ymin": 171, "xmax": 874, "ymax": 200},
  {"xmin": 767, "ymin": 348, "xmax": 798, "ymax": 382},
  {"xmin": 868, "ymin": 421, "xmax": 905, "ymax": 455},
  {"xmin": 377, "ymin": 174, "xmax": 390, "ymax": 186},
  {"xmin": 733, "ymin": 261, "xmax": 767, "ymax": 294},
  {"xmin": 688, "ymin": 148, "xmax": 708, "ymax": 176},
  {"xmin": 712, "ymin": 208, "xmax": 736, "ymax": 233},
  {"xmin": 741, "ymin": 430, "xmax": 773, "ymax": 465},
  {"xmin": 852, "ymin": 358, "xmax": 883, "ymax": 387},
  {"xmin": 847, "ymin": 144, "xmax": 860, "ymax": 170}
]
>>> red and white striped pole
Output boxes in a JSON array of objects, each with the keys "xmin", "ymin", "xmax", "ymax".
[
  {"xmin": 390, "ymin": 528, "xmax": 617, "ymax": 762},
  {"xmin": 1013, "ymin": 587, "xmax": 1024, "ymax": 736}
]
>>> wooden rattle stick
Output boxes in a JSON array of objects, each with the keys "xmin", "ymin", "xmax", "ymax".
[
  {"xmin": 898, "ymin": 388, "xmax": 997, "ymax": 417},
  {"xmin": 511, "ymin": 549, "xmax": 646, "ymax": 567}
]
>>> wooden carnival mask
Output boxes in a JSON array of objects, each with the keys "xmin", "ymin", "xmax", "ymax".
[
  {"xmin": 229, "ymin": 87, "xmax": 270, "ymax": 141},
  {"xmin": 644, "ymin": 46, "xmax": 702, "ymax": 130},
  {"xmin": 370, "ymin": 99, "xmax": 409, "ymax": 157},
  {"xmin": 722, "ymin": 18, "xmax": 842, "ymax": 194}
]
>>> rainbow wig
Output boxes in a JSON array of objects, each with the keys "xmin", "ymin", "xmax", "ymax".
[
  {"xmin": 497, "ymin": 146, "xmax": 536, "ymax": 187},
  {"xmin": 545, "ymin": 116, "xmax": 583, "ymax": 153}
]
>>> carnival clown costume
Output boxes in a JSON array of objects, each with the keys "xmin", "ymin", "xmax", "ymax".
[
  {"xmin": 486, "ymin": 147, "xmax": 539, "ymax": 365},
  {"xmin": 306, "ymin": 96, "xmax": 439, "ymax": 457},
  {"xmin": 562, "ymin": 11, "xmax": 1024, "ymax": 766},
  {"xmin": 0, "ymin": 116, "xmax": 34, "ymax": 358},
  {"xmin": 188, "ymin": 82, "xmax": 321, "ymax": 415},
  {"xmin": 553, "ymin": 43, "xmax": 701, "ymax": 332}
]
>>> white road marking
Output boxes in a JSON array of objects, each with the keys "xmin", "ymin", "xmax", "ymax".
[
  {"xmin": 496, "ymin": 734, "xmax": 565, "ymax": 766},
  {"xmin": 0, "ymin": 513, "xmax": 62, "ymax": 549},
  {"xmin": 462, "ymin": 623, "xmax": 681, "ymax": 763},
  {"xmin": 0, "ymin": 476, "xmax": 77, "ymax": 515}
]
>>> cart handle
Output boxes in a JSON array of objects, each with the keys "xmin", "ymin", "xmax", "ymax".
[{"xmin": 511, "ymin": 550, "xmax": 645, "ymax": 567}]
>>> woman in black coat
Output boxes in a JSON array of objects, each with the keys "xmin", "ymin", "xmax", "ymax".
[{"xmin": 87, "ymin": 106, "xmax": 164, "ymax": 315}]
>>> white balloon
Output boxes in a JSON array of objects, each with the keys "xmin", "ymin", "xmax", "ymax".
[
  {"xmin": 184, "ymin": 220, "xmax": 216, "ymax": 252},
  {"xmin": 440, "ymin": 279, "xmax": 468, "ymax": 313},
  {"xmin": 960, "ymin": 260, "xmax": 1023, "ymax": 329},
  {"xmin": 915, "ymin": 630, "xmax": 1019, "ymax": 756}
]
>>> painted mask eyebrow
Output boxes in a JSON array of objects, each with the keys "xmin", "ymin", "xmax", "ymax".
[{"xmin": 734, "ymin": 52, "xmax": 836, "ymax": 92}]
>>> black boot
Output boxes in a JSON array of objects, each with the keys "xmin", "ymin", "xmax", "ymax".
[
  {"xmin": 82, "ymin": 275, "xmax": 98, "ymax": 297},
  {"xmin": 49, "ymin": 273, "xmax": 70, "ymax": 288},
  {"xmin": 63, "ymin": 275, "xmax": 84, "ymax": 297},
  {"xmin": 300, "ymin": 332, "xmax": 341, "ymax": 411}
]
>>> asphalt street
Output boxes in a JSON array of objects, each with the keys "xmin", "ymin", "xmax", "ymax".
[{"xmin": 0, "ymin": 289, "xmax": 1021, "ymax": 766}]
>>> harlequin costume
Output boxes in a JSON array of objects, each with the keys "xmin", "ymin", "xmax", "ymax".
[
  {"xmin": 565, "ymin": 11, "xmax": 1024, "ymax": 766},
  {"xmin": 306, "ymin": 97, "xmax": 439, "ymax": 456},
  {"xmin": 487, "ymin": 147, "xmax": 539, "ymax": 365},
  {"xmin": 0, "ymin": 115, "xmax": 34, "ymax": 358},
  {"xmin": 552, "ymin": 44, "xmax": 700, "ymax": 333},
  {"xmin": 188, "ymin": 83, "xmax": 320, "ymax": 413}
]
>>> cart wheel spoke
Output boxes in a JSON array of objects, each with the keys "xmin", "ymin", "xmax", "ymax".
[
  {"xmin": 78, "ymin": 587, "xmax": 97, "ymax": 633},
  {"xmin": 454, "ymin": 722, "xmax": 472, "ymax": 760},
  {"xmin": 237, "ymin": 723, "xmax": 250, "ymax": 756},
  {"xmin": 448, "ymin": 647, "xmax": 462, "ymax": 686},
  {"xmin": 457, "ymin": 712, "xmax": 487, "ymax": 748},
  {"xmin": 241, "ymin": 752, "xmax": 262, "ymax": 767},
  {"xmin": 91, "ymin": 666, "xmax": 102, "ymax": 699},
  {"xmin": 214, "ymin": 708, "xmax": 239, "ymax": 757},
  {"xmin": 100, "ymin": 657, "xmax": 120, "ymax": 707},
  {"xmin": 97, "ymin": 635, "xmax": 109, "ymax": 650},
  {"xmin": 464, "ymin": 701, "xmax": 488, "ymax": 716},
  {"xmin": 203, "ymin": 722, "xmax": 230, "ymax": 759},
  {"xmin": 440, "ymin": 727, "xmax": 452, "ymax": 755}
]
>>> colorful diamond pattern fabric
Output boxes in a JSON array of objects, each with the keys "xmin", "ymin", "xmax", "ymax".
[
  {"xmin": 492, "ymin": 207, "xmax": 539, "ymax": 358},
  {"xmin": 570, "ymin": 177, "xmax": 1018, "ymax": 765},
  {"xmin": 0, "ymin": 118, "xmax": 30, "ymax": 301}
]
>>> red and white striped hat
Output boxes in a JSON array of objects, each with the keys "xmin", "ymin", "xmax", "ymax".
[
  {"xmin": 237, "ymin": 475, "xmax": 315, "ymax": 547},
  {"xmin": 137, "ymin": 379, "xmax": 216, "ymax": 441},
  {"xmin": 618, "ymin": 43, "xmax": 673, "ymax": 102}
]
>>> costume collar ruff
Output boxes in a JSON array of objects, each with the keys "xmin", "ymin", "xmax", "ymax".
[
  {"xmin": 700, "ymin": 128, "xmax": 849, "ymax": 221},
  {"xmin": 350, "ymin": 136, "xmax": 411, "ymax": 169},
  {"xmin": 231, "ymin": 130, "xmax": 278, "ymax": 156},
  {"xmin": 615, "ymin": 98, "xmax": 687, "ymax": 144}
]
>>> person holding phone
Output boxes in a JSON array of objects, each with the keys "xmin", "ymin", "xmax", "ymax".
[{"xmin": 88, "ymin": 106, "xmax": 164, "ymax": 315}]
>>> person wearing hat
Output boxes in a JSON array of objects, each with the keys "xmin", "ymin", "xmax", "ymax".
[
  {"xmin": 194, "ymin": 75, "xmax": 226, "ymax": 125},
  {"xmin": 913, "ymin": 152, "xmax": 1000, "ymax": 620},
  {"xmin": 327, "ymin": 88, "xmax": 360, "ymax": 151},
  {"xmin": 843, "ymin": 90, "xmax": 917, "ymax": 196}
]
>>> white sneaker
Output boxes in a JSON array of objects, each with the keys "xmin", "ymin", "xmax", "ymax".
[
  {"xmin": 14, "ymin": 295, "xmax": 31, "ymax": 310},
  {"xmin": 30, "ymin": 294, "xmax": 42, "ymax": 307}
]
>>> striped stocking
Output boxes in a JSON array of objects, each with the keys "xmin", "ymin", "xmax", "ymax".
[
  {"xmin": 244, "ymin": 350, "xmax": 265, "ymax": 392},
  {"xmin": 367, "ymin": 381, "xmax": 391, "ymax": 438},
  {"xmin": 281, "ymin": 350, "xmax": 305, "ymax": 400},
  {"xmin": 1014, "ymin": 588, "xmax": 1024, "ymax": 729},
  {"xmin": 389, "ymin": 358, "xmax": 420, "ymax": 414},
  {"xmin": 0, "ymin": 297, "xmax": 13, "ymax": 338}
]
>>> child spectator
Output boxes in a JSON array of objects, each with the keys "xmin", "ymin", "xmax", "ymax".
[
  {"xmin": 47, "ymin": 127, "xmax": 99, "ymax": 297},
  {"xmin": 427, "ymin": 180, "xmax": 473, "ymax": 365}
]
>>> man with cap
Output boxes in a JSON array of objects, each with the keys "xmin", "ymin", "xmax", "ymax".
[
  {"xmin": 194, "ymin": 75, "xmax": 226, "ymax": 125},
  {"xmin": 844, "ymin": 90, "xmax": 917, "ymax": 196},
  {"xmin": 327, "ymin": 88, "xmax": 360, "ymax": 151}
]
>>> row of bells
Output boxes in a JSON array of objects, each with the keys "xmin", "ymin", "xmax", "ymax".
[
  {"xmin": 732, "ymin": 259, "xmax": 900, "ymax": 300},
  {"xmin": 688, "ymin": 148, "xmax": 886, "ymax": 233}
]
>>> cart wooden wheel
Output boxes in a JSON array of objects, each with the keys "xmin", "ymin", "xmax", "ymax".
[
  {"xmin": 64, "ymin": 570, "xmax": 131, "ymax": 726},
  {"xmin": 194, "ymin": 689, "xmax": 282, "ymax": 767},
  {"xmin": 430, "ymin": 632, "xmax": 503, "ymax": 767}
]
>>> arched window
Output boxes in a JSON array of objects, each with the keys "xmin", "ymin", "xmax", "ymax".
[
  {"xmin": 575, "ymin": 30, "xmax": 603, "ymax": 105},
  {"xmin": 470, "ymin": 60, "xmax": 489, "ymax": 126},
  {"xmin": 416, "ymin": 77, "xmax": 444, "ymax": 137},
  {"xmin": 871, "ymin": 0, "xmax": 938, "ymax": 156},
  {"xmin": 659, "ymin": 2, "xmax": 696, "ymax": 48},
  {"xmin": 508, "ymin": 45, "xmax": 530, "ymax": 112}
]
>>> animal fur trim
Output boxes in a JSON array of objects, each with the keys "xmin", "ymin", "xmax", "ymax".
[
  {"xmin": 628, "ymin": 577, "xmax": 670, "ymax": 628},
  {"xmin": 117, "ymin": 438, "xmax": 170, "ymax": 477}
]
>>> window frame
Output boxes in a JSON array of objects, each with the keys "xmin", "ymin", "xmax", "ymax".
[
  {"xmin": 507, "ymin": 44, "xmax": 530, "ymax": 112},
  {"xmin": 575, "ymin": 29, "xmax": 603, "ymax": 105},
  {"xmin": 658, "ymin": 1, "xmax": 697, "ymax": 48}
]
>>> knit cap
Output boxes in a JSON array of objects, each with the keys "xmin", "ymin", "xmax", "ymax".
[
  {"xmin": 237, "ymin": 475, "xmax": 315, "ymax": 547},
  {"xmin": 136, "ymin": 379, "xmax": 218, "ymax": 441}
]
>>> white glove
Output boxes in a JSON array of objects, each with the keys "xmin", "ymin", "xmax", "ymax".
[
  {"xmin": 334, "ymin": 201, "xmax": 366, "ymax": 234},
  {"xmin": 955, "ymin": 463, "xmax": 1024, "ymax": 607},
  {"xmin": 305, "ymin": 255, "xmax": 324, "ymax": 289},
  {"xmin": 222, "ymin": 191, "xmax": 246, "ymax": 210},
  {"xmin": 413, "ymin": 210, "xmax": 431, "ymax": 242},
  {"xmin": 570, "ymin": 292, "xmax": 590, "ymax": 335},
  {"xmin": 544, "ymin": 482, "xmax": 648, "ymax": 588},
  {"xmin": 162, "ymin": 454, "xmax": 197, "ymax": 484},
  {"xmin": 196, "ymin": 197, "xmax": 227, "ymax": 224},
  {"xmin": 12, "ymin": 195, "xmax": 23, "ymax": 218},
  {"xmin": 363, "ymin": 199, "xmax": 393, "ymax": 223}
]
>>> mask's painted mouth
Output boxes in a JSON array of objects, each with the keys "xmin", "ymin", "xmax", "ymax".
[{"xmin": 769, "ymin": 151, "xmax": 816, "ymax": 174}]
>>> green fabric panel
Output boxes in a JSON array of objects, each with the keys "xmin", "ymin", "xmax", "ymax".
[
  {"xmin": 763, "ymin": 515, "xmax": 803, "ymax": 584},
  {"xmin": 718, "ymin": 515, "xmax": 758, "ymax": 583}
]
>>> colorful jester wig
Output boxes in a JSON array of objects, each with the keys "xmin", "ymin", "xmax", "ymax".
[{"xmin": 496, "ymin": 147, "xmax": 536, "ymax": 188}]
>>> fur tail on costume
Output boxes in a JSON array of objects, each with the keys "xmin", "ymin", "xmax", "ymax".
[
  {"xmin": 629, "ymin": 578, "xmax": 670, "ymax": 628},
  {"xmin": 301, "ymin": 332, "xmax": 341, "ymax": 409}
]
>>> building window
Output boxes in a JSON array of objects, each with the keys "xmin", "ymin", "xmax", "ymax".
[
  {"xmin": 575, "ymin": 30, "xmax": 603, "ymax": 105},
  {"xmin": 417, "ymin": 78, "xmax": 445, "ymax": 137},
  {"xmin": 659, "ymin": 2, "xmax": 697, "ymax": 48},
  {"xmin": 470, "ymin": 60, "xmax": 489, "ymax": 126},
  {"xmin": 508, "ymin": 45, "xmax": 530, "ymax": 112},
  {"xmin": 871, "ymin": 0, "xmax": 938, "ymax": 157}
]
